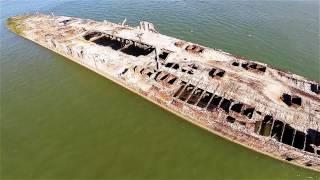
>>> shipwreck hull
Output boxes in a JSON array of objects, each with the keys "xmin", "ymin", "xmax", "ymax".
[{"xmin": 7, "ymin": 14, "xmax": 320, "ymax": 172}]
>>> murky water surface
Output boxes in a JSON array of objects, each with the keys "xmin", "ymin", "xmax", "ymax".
[{"xmin": 1, "ymin": 0, "xmax": 319, "ymax": 179}]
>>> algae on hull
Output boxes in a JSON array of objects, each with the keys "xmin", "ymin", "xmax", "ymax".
[{"xmin": 6, "ymin": 16, "xmax": 29, "ymax": 35}]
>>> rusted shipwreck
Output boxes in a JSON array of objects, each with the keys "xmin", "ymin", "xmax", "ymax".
[{"xmin": 7, "ymin": 14, "xmax": 320, "ymax": 171}]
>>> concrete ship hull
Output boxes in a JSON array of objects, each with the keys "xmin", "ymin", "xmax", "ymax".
[{"xmin": 6, "ymin": 14, "xmax": 320, "ymax": 172}]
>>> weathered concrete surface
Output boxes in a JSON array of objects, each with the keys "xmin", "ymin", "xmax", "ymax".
[{"xmin": 6, "ymin": 14, "xmax": 320, "ymax": 172}]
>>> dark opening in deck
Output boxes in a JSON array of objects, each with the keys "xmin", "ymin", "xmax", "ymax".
[
  {"xmin": 197, "ymin": 92, "xmax": 213, "ymax": 108},
  {"xmin": 93, "ymin": 36, "xmax": 124, "ymax": 50},
  {"xmin": 187, "ymin": 88, "xmax": 204, "ymax": 105},
  {"xmin": 220, "ymin": 99, "xmax": 232, "ymax": 113},
  {"xmin": 121, "ymin": 44, "xmax": 155, "ymax": 57},
  {"xmin": 259, "ymin": 115, "xmax": 273, "ymax": 136},
  {"xmin": 271, "ymin": 120, "xmax": 284, "ymax": 141},
  {"xmin": 173, "ymin": 81, "xmax": 186, "ymax": 97},
  {"xmin": 282, "ymin": 124, "xmax": 295, "ymax": 145},
  {"xmin": 293, "ymin": 131, "xmax": 305, "ymax": 150},
  {"xmin": 207, "ymin": 95, "xmax": 222, "ymax": 111},
  {"xmin": 305, "ymin": 129, "xmax": 320, "ymax": 154},
  {"xmin": 178, "ymin": 84, "xmax": 195, "ymax": 101}
]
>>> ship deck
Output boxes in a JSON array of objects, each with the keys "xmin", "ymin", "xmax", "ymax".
[{"xmin": 7, "ymin": 14, "xmax": 320, "ymax": 171}]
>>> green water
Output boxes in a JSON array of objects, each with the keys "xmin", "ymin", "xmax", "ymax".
[{"xmin": 1, "ymin": 0, "xmax": 319, "ymax": 179}]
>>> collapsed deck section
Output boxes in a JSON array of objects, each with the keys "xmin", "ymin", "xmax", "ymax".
[{"xmin": 7, "ymin": 14, "xmax": 320, "ymax": 171}]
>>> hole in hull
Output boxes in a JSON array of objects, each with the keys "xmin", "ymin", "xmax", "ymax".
[
  {"xmin": 208, "ymin": 68, "xmax": 216, "ymax": 78},
  {"xmin": 259, "ymin": 115, "xmax": 273, "ymax": 136},
  {"xmin": 220, "ymin": 99, "xmax": 232, "ymax": 113},
  {"xmin": 173, "ymin": 82, "xmax": 186, "ymax": 97},
  {"xmin": 83, "ymin": 31, "xmax": 102, "ymax": 40},
  {"xmin": 293, "ymin": 131, "xmax": 305, "ymax": 150},
  {"xmin": 242, "ymin": 107, "xmax": 255, "ymax": 119},
  {"xmin": 215, "ymin": 70, "xmax": 225, "ymax": 77},
  {"xmin": 187, "ymin": 88, "xmax": 204, "ymax": 105},
  {"xmin": 178, "ymin": 85, "xmax": 195, "ymax": 101},
  {"xmin": 159, "ymin": 51, "xmax": 170, "ymax": 60},
  {"xmin": 232, "ymin": 62, "xmax": 239, "ymax": 66},
  {"xmin": 121, "ymin": 44, "xmax": 155, "ymax": 57},
  {"xmin": 207, "ymin": 95, "xmax": 222, "ymax": 111},
  {"xmin": 197, "ymin": 92, "xmax": 213, "ymax": 108},
  {"xmin": 93, "ymin": 36, "xmax": 124, "ymax": 50},
  {"xmin": 271, "ymin": 120, "xmax": 284, "ymax": 141},
  {"xmin": 282, "ymin": 124, "xmax": 295, "ymax": 145},
  {"xmin": 165, "ymin": 63, "xmax": 174, "ymax": 68},
  {"xmin": 226, "ymin": 116, "xmax": 235, "ymax": 123},
  {"xmin": 281, "ymin": 93, "xmax": 292, "ymax": 106},
  {"xmin": 160, "ymin": 74, "xmax": 169, "ymax": 81},
  {"xmin": 311, "ymin": 84, "xmax": 319, "ymax": 94},
  {"xmin": 154, "ymin": 71, "xmax": 162, "ymax": 81},
  {"xmin": 231, "ymin": 103, "xmax": 243, "ymax": 113},
  {"xmin": 167, "ymin": 77, "xmax": 177, "ymax": 85},
  {"xmin": 305, "ymin": 129, "xmax": 320, "ymax": 153},
  {"xmin": 291, "ymin": 96, "xmax": 302, "ymax": 106}
]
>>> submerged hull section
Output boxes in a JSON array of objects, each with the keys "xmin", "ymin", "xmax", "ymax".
[{"xmin": 7, "ymin": 14, "xmax": 320, "ymax": 171}]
